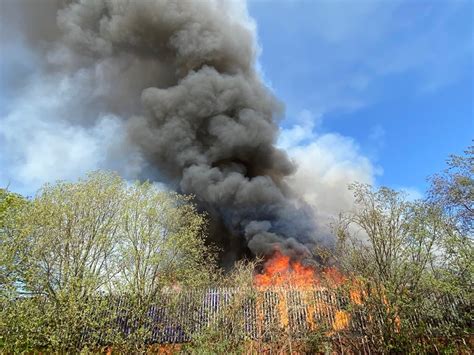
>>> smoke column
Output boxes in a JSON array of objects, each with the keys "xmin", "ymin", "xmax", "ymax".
[{"xmin": 2, "ymin": 0, "xmax": 334, "ymax": 264}]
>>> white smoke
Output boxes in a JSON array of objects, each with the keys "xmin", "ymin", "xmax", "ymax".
[{"xmin": 279, "ymin": 110, "xmax": 378, "ymax": 234}]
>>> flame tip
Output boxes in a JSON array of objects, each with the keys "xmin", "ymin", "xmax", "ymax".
[{"xmin": 254, "ymin": 250, "xmax": 345, "ymax": 289}]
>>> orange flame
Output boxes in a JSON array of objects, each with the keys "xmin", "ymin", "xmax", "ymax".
[
  {"xmin": 350, "ymin": 289, "xmax": 363, "ymax": 305},
  {"xmin": 254, "ymin": 251, "xmax": 345, "ymax": 289},
  {"xmin": 333, "ymin": 310, "xmax": 350, "ymax": 331},
  {"xmin": 253, "ymin": 254, "xmax": 403, "ymax": 334},
  {"xmin": 253, "ymin": 251, "xmax": 366, "ymax": 332}
]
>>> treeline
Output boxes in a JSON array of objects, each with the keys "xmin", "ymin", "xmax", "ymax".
[
  {"xmin": 0, "ymin": 146, "xmax": 472, "ymax": 353},
  {"xmin": 331, "ymin": 147, "xmax": 473, "ymax": 353},
  {"xmin": 0, "ymin": 172, "xmax": 221, "ymax": 352}
]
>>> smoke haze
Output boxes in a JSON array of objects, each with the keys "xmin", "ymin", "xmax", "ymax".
[{"xmin": 0, "ymin": 0, "xmax": 376, "ymax": 265}]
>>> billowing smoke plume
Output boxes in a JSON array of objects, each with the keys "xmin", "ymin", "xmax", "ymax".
[{"xmin": 1, "ymin": 0, "xmax": 373, "ymax": 264}]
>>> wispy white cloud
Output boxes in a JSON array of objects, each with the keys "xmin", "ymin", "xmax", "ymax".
[{"xmin": 252, "ymin": 0, "xmax": 472, "ymax": 119}]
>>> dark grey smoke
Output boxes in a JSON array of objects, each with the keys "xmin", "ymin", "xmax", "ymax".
[{"xmin": 4, "ymin": 0, "xmax": 332, "ymax": 264}]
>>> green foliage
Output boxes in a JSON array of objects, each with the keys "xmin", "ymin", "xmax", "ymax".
[
  {"xmin": 0, "ymin": 188, "xmax": 27, "ymax": 229},
  {"xmin": 182, "ymin": 261, "xmax": 257, "ymax": 354},
  {"xmin": 428, "ymin": 144, "xmax": 473, "ymax": 235},
  {"xmin": 335, "ymin": 183, "xmax": 435, "ymax": 291},
  {"xmin": 0, "ymin": 171, "xmax": 216, "ymax": 352},
  {"xmin": 1, "ymin": 145, "xmax": 472, "ymax": 353},
  {"xmin": 302, "ymin": 330, "xmax": 333, "ymax": 354},
  {"xmin": 427, "ymin": 144, "xmax": 473, "ymax": 295},
  {"xmin": 182, "ymin": 261, "xmax": 335, "ymax": 355},
  {"xmin": 0, "ymin": 189, "xmax": 28, "ymax": 295},
  {"xmin": 332, "ymin": 177, "xmax": 472, "ymax": 353}
]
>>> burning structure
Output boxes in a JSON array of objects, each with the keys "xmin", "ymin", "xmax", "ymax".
[
  {"xmin": 82, "ymin": 251, "xmax": 468, "ymax": 352},
  {"xmin": 90, "ymin": 282, "xmax": 468, "ymax": 352}
]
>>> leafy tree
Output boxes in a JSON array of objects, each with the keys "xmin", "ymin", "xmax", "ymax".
[
  {"xmin": 0, "ymin": 188, "xmax": 27, "ymax": 229},
  {"xmin": 334, "ymin": 183, "xmax": 440, "ymax": 293},
  {"xmin": 114, "ymin": 182, "xmax": 215, "ymax": 298},
  {"xmin": 0, "ymin": 171, "xmax": 216, "ymax": 352},
  {"xmin": 333, "ymin": 181, "xmax": 472, "ymax": 352},
  {"xmin": 14, "ymin": 172, "xmax": 124, "ymax": 300},
  {"xmin": 428, "ymin": 144, "xmax": 473, "ymax": 235},
  {"xmin": 0, "ymin": 189, "xmax": 28, "ymax": 295},
  {"xmin": 426, "ymin": 144, "xmax": 473, "ymax": 295}
]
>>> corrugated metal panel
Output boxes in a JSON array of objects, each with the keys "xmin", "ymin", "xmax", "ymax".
[{"xmin": 87, "ymin": 287, "xmax": 468, "ymax": 345}]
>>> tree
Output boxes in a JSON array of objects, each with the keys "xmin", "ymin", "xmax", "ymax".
[
  {"xmin": 1, "ymin": 172, "xmax": 125, "ymax": 300},
  {"xmin": 114, "ymin": 181, "xmax": 216, "ymax": 298},
  {"xmin": 428, "ymin": 144, "xmax": 473, "ymax": 235},
  {"xmin": 333, "ymin": 182, "xmax": 473, "ymax": 296},
  {"xmin": 0, "ymin": 171, "xmax": 216, "ymax": 352},
  {"xmin": 0, "ymin": 189, "xmax": 28, "ymax": 294},
  {"xmin": 333, "ymin": 183, "xmax": 443, "ymax": 294},
  {"xmin": 426, "ymin": 144, "xmax": 473, "ymax": 294},
  {"xmin": 0, "ymin": 188, "xmax": 27, "ymax": 229},
  {"xmin": 2, "ymin": 171, "xmax": 215, "ymax": 298},
  {"xmin": 333, "ymin": 182, "xmax": 472, "ymax": 352}
]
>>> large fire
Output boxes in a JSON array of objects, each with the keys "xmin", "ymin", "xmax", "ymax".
[
  {"xmin": 254, "ymin": 251, "xmax": 346, "ymax": 289},
  {"xmin": 253, "ymin": 252, "xmax": 399, "ymax": 334},
  {"xmin": 254, "ymin": 251, "xmax": 362, "ymax": 332}
]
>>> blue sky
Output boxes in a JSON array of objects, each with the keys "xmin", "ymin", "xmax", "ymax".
[{"xmin": 249, "ymin": 0, "xmax": 473, "ymax": 194}]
